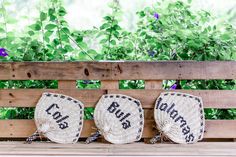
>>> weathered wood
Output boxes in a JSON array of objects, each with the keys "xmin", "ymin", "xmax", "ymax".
[
  {"xmin": 108, "ymin": 89, "xmax": 236, "ymax": 108},
  {"xmin": 1, "ymin": 61, "xmax": 236, "ymax": 80},
  {"xmin": 144, "ymin": 80, "xmax": 162, "ymax": 142},
  {"xmin": 58, "ymin": 80, "xmax": 76, "ymax": 89},
  {"xmin": 0, "ymin": 120, "xmax": 235, "ymax": 138},
  {"xmin": 101, "ymin": 80, "xmax": 119, "ymax": 90},
  {"xmin": 1, "ymin": 89, "xmax": 236, "ymax": 108},
  {"xmin": 0, "ymin": 89, "xmax": 105, "ymax": 107},
  {"xmin": 0, "ymin": 142, "xmax": 235, "ymax": 156},
  {"xmin": 0, "ymin": 120, "xmax": 95, "ymax": 138},
  {"xmin": 145, "ymin": 80, "xmax": 163, "ymax": 89}
]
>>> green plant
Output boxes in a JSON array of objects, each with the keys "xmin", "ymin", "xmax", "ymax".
[{"xmin": 0, "ymin": 0, "xmax": 235, "ymax": 120}]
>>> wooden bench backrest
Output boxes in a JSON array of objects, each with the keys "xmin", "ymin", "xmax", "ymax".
[{"xmin": 0, "ymin": 61, "xmax": 236, "ymax": 140}]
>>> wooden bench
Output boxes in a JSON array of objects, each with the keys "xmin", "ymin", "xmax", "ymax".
[{"xmin": 0, "ymin": 61, "xmax": 235, "ymax": 156}]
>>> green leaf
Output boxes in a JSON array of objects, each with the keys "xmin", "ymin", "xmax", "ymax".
[
  {"xmin": 45, "ymin": 31, "xmax": 54, "ymax": 38},
  {"xmin": 28, "ymin": 31, "xmax": 35, "ymax": 36},
  {"xmin": 45, "ymin": 24, "xmax": 57, "ymax": 30},
  {"xmin": 220, "ymin": 34, "xmax": 231, "ymax": 41},
  {"xmin": 49, "ymin": 15, "xmax": 56, "ymax": 21},
  {"xmin": 58, "ymin": 7, "xmax": 67, "ymax": 16},
  {"xmin": 94, "ymin": 54, "xmax": 104, "ymax": 60},
  {"xmin": 100, "ymin": 23, "xmax": 110, "ymax": 30},
  {"xmin": 48, "ymin": 8, "xmax": 55, "ymax": 16},
  {"xmin": 100, "ymin": 38, "xmax": 108, "ymax": 44},
  {"xmin": 53, "ymin": 39, "xmax": 60, "ymax": 46},
  {"xmin": 61, "ymin": 27, "xmax": 70, "ymax": 34},
  {"xmin": 78, "ymin": 51, "xmax": 89, "ymax": 60},
  {"xmin": 64, "ymin": 45, "xmax": 74, "ymax": 52},
  {"xmin": 78, "ymin": 42, "xmax": 88, "ymax": 50},
  {"xmin": 138, "ymin": 11, "xmax": 145, "ymax": 17},
  {"xmin": 75, "ymin": 35, "xmax": 83, "ymax": 43},
  {"xmin": 40, "ymin": 12, "xmax": 47, "ymax": 21},
  {"xmin": 104, "ymin": 16, "xmax": 112, "ymax": 21},
  {"xmin": 110, "ymin": 40, "xmax": 116, "ymax": 45},
  {"xmin": 87, "ymin": 49, "xmax": 97, "ymax": 55},
  {"xmin": 23, "ymin": 53, "xmax": 33, "ymax": 61},
  {"xmin": 29, "ymin": 23, "xmax": 41, "ymax": 31},
  {"xmin": 61, "ymin": 34, "xmax": 69, "ymax": 42},
  {"xmin": 44, "ymin": 37, "xmax": 50, "ymax": 43},
  {"xmin": 5, "ymin": 110, "xmax": 17, "ymax": 119}
]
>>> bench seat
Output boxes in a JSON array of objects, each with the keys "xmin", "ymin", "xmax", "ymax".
[{"xmin": 0, "ymin": 142, "xmax": 235, "ymax": 156}]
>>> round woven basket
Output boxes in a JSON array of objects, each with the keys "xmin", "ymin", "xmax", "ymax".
[
  {"xmin": 34, "ymin": 92, "xmax": 84, "ymax": 144},
  {"xmin": 94, "ymin": 94, "xmax": 144, "ymax": 144},
  {"xmin": 153, "ymin": 92, "xmax": 205, "ymax": 144}
]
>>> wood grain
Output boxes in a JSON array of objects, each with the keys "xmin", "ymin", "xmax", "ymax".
[
  {"xmin": 144, "ymin": 80, "xmax": 162, "ymax": 142},
  {"xmin": 1, "ymin": 89, "xmax": 235, "ymax": 108},
  {"xmin": 0, "ymin": 142, "xmax": 235, "ymax": 156},
  {"xmin": 101, "ymin": 80, "xmax": 119, "ymax": 90},
  {"xmin": 1, "ymin": 61, "xmax": 236, "ymax": 80},
  {"xmin": 108, "ymin": 89, "xmax": 236, "ymax": 108},
  {"xmin": 58, "ymin": 80, "xmax": 76, "ymax": 89},
  {"xmin": 145, "ymin": 80, "xmax": 163, "ymax": 89},
  {"xmin": 0, "ymin": 120, "xmax": 235, "ymax": 138},
  {"xmin": 0, "ymin": 89, "xmax": 105, "ymax": 107}
]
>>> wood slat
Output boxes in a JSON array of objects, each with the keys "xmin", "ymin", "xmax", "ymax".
[
  {"xmin": 0, "ymin": 142, "xmax": 235, "ymax": 156},
  {"xmin": 144, "ymin": 80, "xmax": 163, "ymax": 142},
  {"xmin": 1, "ymin": 89, "xmax": 236, "ymax": 108},
  {"xmin": 1, "ymin": 61, "xmax": 236, "ymax": 80},
  {"xmin": 108, "ymin": 89, "xmax": 236, "ymax": 108},
  {"xmin": 145, "ymin": 80, "xmax": 163, "ymax": 89},
  {"xmin": 0, "ymin": 89, "xmax": 105, "ymax": 107},
  {"xmin": 101, "ymin": 80, "xmax": 119, "ymax": 90},
  {"xmin": 0, "ymin": 120, "xmax": 235, "ymax": 138},
  {"xmin": 58, "ymin": 80, "xmax": 76, "ymax": 89}
]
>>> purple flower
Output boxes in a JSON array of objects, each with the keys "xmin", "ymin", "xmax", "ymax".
[
  {"xmin": 148, "ymin": 50, "xmax": 156, "ymax": 57},
  {"xmin": 154, "ymin": 13, "xmax": 159, "ymax": 20},
  {"xmin": 0, "ymin": 48, "xmax": 8, "ymax": 57},
  {"xmin": 170, "ymin": 83, "xmax": 177, "ymax": 90}
]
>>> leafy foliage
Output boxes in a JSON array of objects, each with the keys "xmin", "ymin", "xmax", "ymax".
[{"xmin": 0, "ymin": 0, "xmax": 235, "ymax": 120}]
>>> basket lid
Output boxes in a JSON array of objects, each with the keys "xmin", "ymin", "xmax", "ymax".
[
  {"xmin": 34, "ymin": 92, "xmax": 84, "ymax": 144},
  {"xmin": 94, "ymin": 94, "xmax": 144, "ymax": 144},
  {"xmin": 154, "ymin": 92, "xmax": 205, "ymax": 144}
]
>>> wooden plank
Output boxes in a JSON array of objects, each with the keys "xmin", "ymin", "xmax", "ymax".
[
  {"xmin": 1, "ymin": 61, "xmax": 236, "ymax": 80},
  {"xmin": 58, "ymin": 80, "xmax": 76, "ymax": 89},
  {"xmin": 145, "ymin": 80, "xmax": 163, "ymax": 89},
  {"xmin": 0, "ymin": 142, "xmax": 235, "ymax": 156},
  {"xmin": 0, "ymin": 120, "xmax": 95, "ymax": 138},
  {"xmin": 0, "ymin": 89, "xmax": 105, "ymax": 107},
  {"xmin": 0, "ymin": 120, "xmax": 235, "ymax": 138},
  {"xmin": 1, "ymin": 89, "xmax": 236, "ymax": 108},
  {"xmin": 108, "ymin": 89, "xmax": 236, "ymax": 108},
  {"xmin": 144, "ymin": 80, "xmax": 162, "ymax": 142},
  {"xmin": 101, "ymin": 80, "xmax": 119, "ymax": 90}
]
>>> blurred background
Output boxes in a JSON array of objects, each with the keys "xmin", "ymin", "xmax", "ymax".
[{"xmin": 5, "ymin": 0, "xmax": 236, "ymax": 32}]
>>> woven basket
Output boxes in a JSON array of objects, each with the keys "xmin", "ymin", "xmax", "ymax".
[
  {"xmin": 153, "ymin": 92, "xmax": 205, "ymax": 144},
  {"xmin": 34, "ymin": 92, "xmax": 84, "ymax": 144},
  {"xmin": 94, "ymin": 94, "xmax": 144, "ymax": 144}
]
